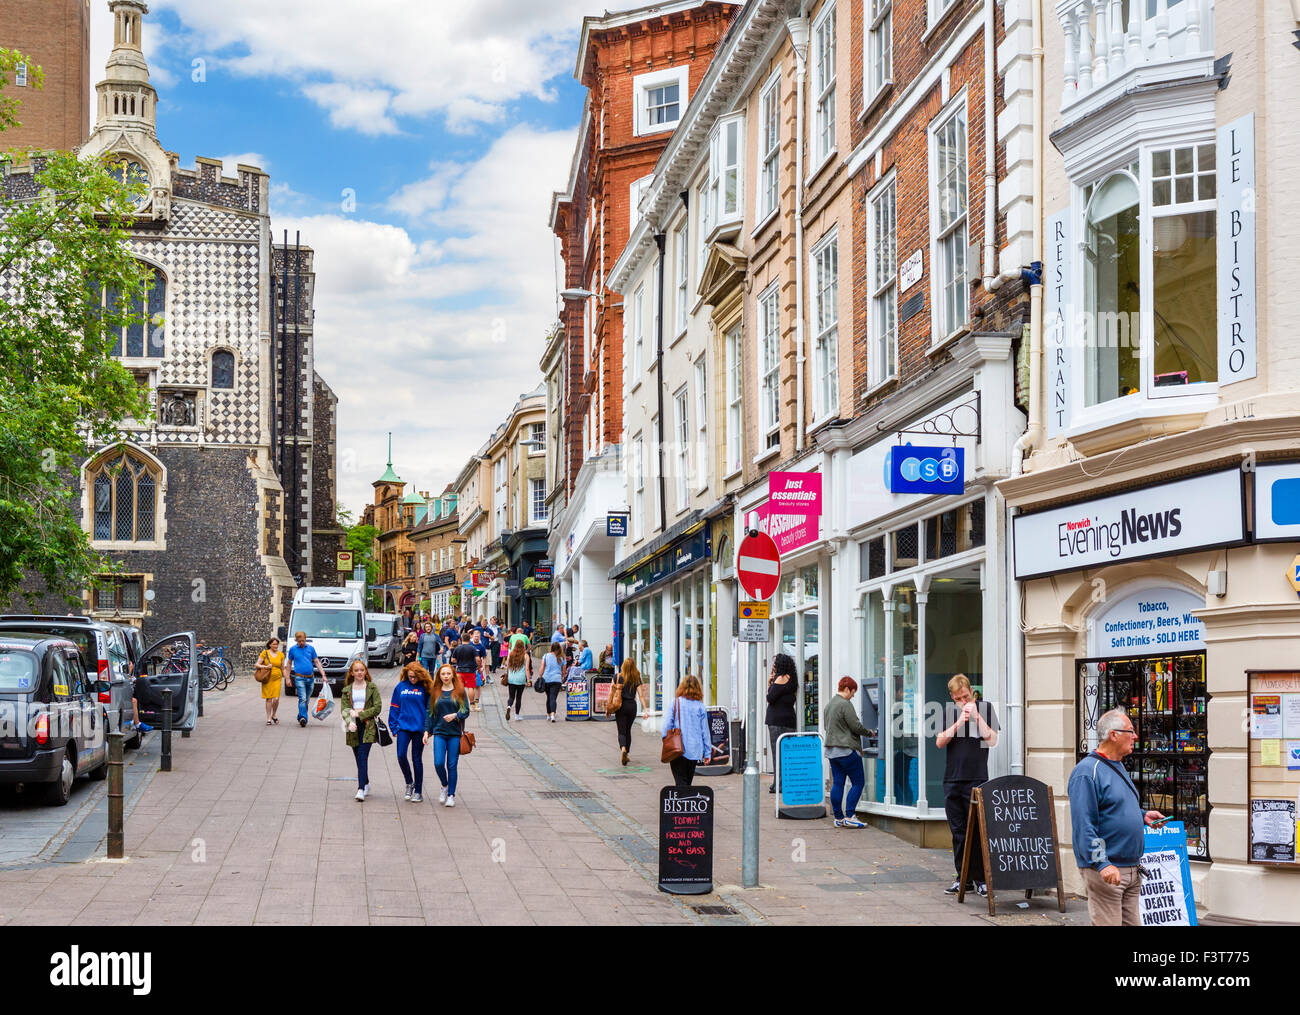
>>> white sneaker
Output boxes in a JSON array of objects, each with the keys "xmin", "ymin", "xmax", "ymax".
[
  {"xmin": 445, "ymin": 794, "xmax": 455, "ymax": 808},
  {"xmin": 439, "ymin": 788, "xmax": 448, "ymax": 804},
  {"xmin": 355, "ymin": 789, "xmax": 365, "ymax": 801},
  {"xmin": 403, "ymin": 785, "xmax": 413, "ymax": 801},
  {"xmin": 360, "ymin": 786, "xmax": 369, "ymax": 800}
]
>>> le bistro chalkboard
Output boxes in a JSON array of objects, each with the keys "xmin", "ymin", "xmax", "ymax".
[
  {"xmin": 658, "ymin": 785, "xmax": 714, "ymax": 895},
  {"xmin": 958, "ymin": 775, "xmax": 1067, "ymax": 915}
]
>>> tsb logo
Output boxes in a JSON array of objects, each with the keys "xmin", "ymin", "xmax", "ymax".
[{"xmin": 899, "ymin": 455, "xmax": 960, "ymax": 484}]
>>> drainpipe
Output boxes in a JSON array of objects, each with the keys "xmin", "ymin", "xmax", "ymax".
[
  {"xmin": 788, "ymin": 13, "xmax": 810, "ymax": 453},
  {"xmin": 983, "ymin": 0, "xmax": 1020, "ymax": 293},
  {"xmin": 654, "ymin": 231, "xmax": 667, "ymax": 534}
]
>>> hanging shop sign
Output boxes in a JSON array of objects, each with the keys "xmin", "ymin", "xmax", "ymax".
[
  {"xmin": 534, "ymin": 562, "xmax": 553, "ymax": 582},
  {"xmin": 1088, "ymin": 586, "xmax": 1207, "ymax": 658},
  {"xmin": 776, "ymin": 732, "xmax": 827, "ymax": 820},
  {"xmin": 1138, "ymin": 821, "xmax": 1198, "ymax": 927},
  {"xmin": 658, "ymin": 785, "xmax": 715, "ymax": 895},
  {"xmin": 1012, "ymin": 469, "xmax": 1248, "ymax": 581},
  {"xmin": 607, "ymin": 514, "xmax": 629, "ymax": 537},
  {"xmin": 886, "ymin": 445, "xmax": 964, "ymax": 496},
  {"xmin": 754, "ymin": 502, "xmax": 819, "ymax": 556},
  {"xmin": 1218, "ymin": 113, "xmax": 1256, "ymax": 384},
  {"xmin": 336, "ymin": 551, "xmax": 354, "ymax": 572},
  {"xmin": 768, "ymin": 472, "xmax": 822, "ymax": 516},
  {"xmin": 1255, "ymin": 463, "xmax": 1300, "ymax": 543},
  {"xmin": 1045, "ymin": 208, "xmax": 1072, "ymax": 438}
]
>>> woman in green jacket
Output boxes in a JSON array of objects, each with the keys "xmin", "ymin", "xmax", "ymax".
[
  {"xmin": 342, "ymin": 659, "xmax": 382, "ymax": 801},
  {"xmin": 823, "ymin": 676, "xmax": 874, "ymax": 828}
]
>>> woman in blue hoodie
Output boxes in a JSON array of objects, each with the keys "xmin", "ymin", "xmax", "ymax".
[
  {"xmin": 662, "ymin": 674, "xmax": 719, "ymax": 787},
  {"xmin": 423, "ymin": 663, "xmax": 470, "ymax": 807},
  {"xmin": 389, "ymin": 662, "xmax": 434, "ymax": 802}
]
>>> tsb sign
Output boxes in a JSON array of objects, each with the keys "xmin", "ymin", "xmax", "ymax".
[{"xmin": 886, "ymin": 445, "xmax": 965, "ymax": 496}]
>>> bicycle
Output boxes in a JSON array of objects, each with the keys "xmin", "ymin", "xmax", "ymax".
[{"xmin": 199, "ymin": 646, "xmax": 234, "ymax": 690}]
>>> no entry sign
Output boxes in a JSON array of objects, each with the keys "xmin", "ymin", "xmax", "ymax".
[{"xmin": 737, "ymin": 531, "xmax": 781, "ymax": 601}]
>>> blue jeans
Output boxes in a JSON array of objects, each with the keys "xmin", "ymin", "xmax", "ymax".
[
  {"xmin": 419, "ymin": 657, "xmax": 437, "ymax": 676},
  {"xmin": 352, "ymin": 741, "xmax": 372, "ymax": 790},
  {"xmin": 432, "ymin": 734, "xmax": 460, "ymax": 796},
  {"xmin": 293, "ymin": 674, "xmax": 314, "ymax": 722},
  {"xmin": 829, "ymin": 753, "xmax": 865, "ymax": 820},
  {"xmin": 396, "ymin": 729, "xmax": 425, "ymax": 793}
]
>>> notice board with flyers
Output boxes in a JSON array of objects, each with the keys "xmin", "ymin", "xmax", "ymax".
[{"xmin": 1246, "ymin": 671, "xmax": 1300, "ymax": 867}]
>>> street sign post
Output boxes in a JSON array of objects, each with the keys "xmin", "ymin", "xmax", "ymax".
[
  {"xmin": 739, "ymin": 601, "xmax": 769, "ymax": 620},
  {"xmin": 738, "ymin": 619, "xmax": 769, "ymax": 642},
  {"xmin": 737, "ymin": 531, "xmax": 781, "ymax": 602}
]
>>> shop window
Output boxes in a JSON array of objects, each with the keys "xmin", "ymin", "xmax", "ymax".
[
  {"xmin": 774, "ymin": 565, "xmax": 820, "ymax": 732},
  {"xmin": 1077, "ymin": 653, "xmax": 1210, "ymax": 858},
  {"xmin": 890, "ymin": 585, "xmax": 920, "ymax": 805},
  {"xmin": 924, "ymin": 501, "xmax": 984, "ymax": 560},
  {"xmin": 893, "ymin": 524, "xmax": 918, "ymax": 569},
  {"xmin": 923, "ymin": 571, "xmax": 984, "ymax": 807},
  {"xmin": 860, "ymin": 536, "xmax": 887, "ymax": 580}
]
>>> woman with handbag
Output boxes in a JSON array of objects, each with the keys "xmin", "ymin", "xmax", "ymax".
[
  {"xmin": 609, "ymin": 658, "xmax": 645, "ymax": 766},
  {"xmin": 661, "ymin": 674, "xmax": 717, "ymax": 787},
  {"xmin": 256, "ymin": 637, "xmax": 286, "ymax": 725},
  {"xmin": 541, "ymin": 641, "xmax": 565, "ymax": 723},
  {"xmin": 504, "ymin": 639, "xmax": 530, "ymax": 722},
  {"xmin": 389, "ymin": 662, "xmax": 434, "ymax": 802},
  {"xmin": 423, "ymin": 663, "xmax": 470, "ymax": 807},
  {"xmin": 342, "ymin": 659, "xmax": 382, "ymax": 802},
  {"xmin": 765, "ymin": 653, "xmax": 799, "ymax": 795}
]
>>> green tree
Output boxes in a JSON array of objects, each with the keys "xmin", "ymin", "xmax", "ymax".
[{"xmin": 0, "ymin": 49, "xmax": 153, "ymax": 608}]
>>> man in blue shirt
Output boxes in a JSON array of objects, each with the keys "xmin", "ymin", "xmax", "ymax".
[
  {"xmin": 286, "ymin": 631, "xmax": 327, "ymax": 727},
  {"xmin": 1068, "ymin": 708, "xmax": 1166, "ymax": 925}
]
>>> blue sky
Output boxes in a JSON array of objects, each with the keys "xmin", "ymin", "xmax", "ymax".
[{"xmin": 93, "ymin": 0, "xmax": 593, "ymax": 516}]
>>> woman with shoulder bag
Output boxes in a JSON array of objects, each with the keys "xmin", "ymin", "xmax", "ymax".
[
  {"xmin": 661, "ymin": 674, "xmax": 718, "ymax": 787},
  {"xmin": 540, "ymin": 641, "xmax": 565, "ymax": 722},
  {"xmin": 424, "ymin": 663, "xmax": 470, "ymax": 807},
  {"xmin": 342, "ymin": 660, "xmax": 382, "ymax": 801},
  {"xmin": 504, "ymin": 640, "xmax": 529, "ymax": 721},
  {"xmin": 256, "ymin": 637, "xmax": 286, "ymax": 725},
  {"xmin": 610, "ymin": 658, "xmax": 646, "ymax": 766},
  {"xmin": 765, "ymin": 653, "xmax": 799, "ymax": 795}
]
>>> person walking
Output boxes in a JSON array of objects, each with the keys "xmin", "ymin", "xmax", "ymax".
[
  {"xmin": 424, "ymin": 663, "xmax": 470, "ymax": 807},
  {"xmin": 765, "ymin": 653, "xmax": 799, "ymax": 794},
  {"xmin": 342, "ymin": 659, "xmax": 382, "ymax": 801},
  {"xmin": 541, "ymin": 641, "xmax": 565, "ymax": 722},
  {"xmin": 1068, "ymin": 708, "xmax": 1166, "ymax": 925},
  {"xmin": 661, "ymin": 674, "xmax": 717, "ymax": 787},
  {"xmin": 389, "ymin": 662, "xmax": 433, "ymax": 802},
  {"xmin": 417, "ymin": 620, "xmax": 442, "ymax": 676},
  {"xmin": 400, "ymin": 626, "xmax": 419, "ymax": 665},
  {"xmin": 936, "ymin": 674, "xmax": 1000, "ymax": 896},
  {"xmin": 823, "ymin": 676, "xmax": 873, "ymax": 829},
  {"xmin": 255, "ymin": 637, "xmax": 286, "ymax": 726},
  {"xmin": 612, "ymin": 658, "xmax": 646, "ymax": 766},
  {"xmin": 286, "ymin": 630, "xmax": 328, "ymax": 728},
  {"xmin": 504, "ymin": 640, "xmax": 529, "ymax": 721}
]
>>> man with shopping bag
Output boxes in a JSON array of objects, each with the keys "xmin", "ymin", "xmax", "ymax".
[{"xmin": 286, "ymin": 631, "xmax": 328, "ymax": 728}]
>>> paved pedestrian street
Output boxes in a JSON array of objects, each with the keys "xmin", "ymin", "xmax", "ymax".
[{"xmin": 0, "ymin": 671, "xmax": 1087, "ymax": 926}]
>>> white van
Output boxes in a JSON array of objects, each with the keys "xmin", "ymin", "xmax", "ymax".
[{"xmin": 280, "ymin": 587, "xmax": 373, "ymax": 694}]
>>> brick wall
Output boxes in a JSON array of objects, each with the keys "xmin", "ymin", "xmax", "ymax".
[{"xmin": 0, "ymin": 0, "xmax": 90, "ymax": 153}]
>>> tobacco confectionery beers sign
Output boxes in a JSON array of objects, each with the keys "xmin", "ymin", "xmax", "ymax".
[{"xmin": 1012, "ymin": 470, "xmax": 1246, "ymax": 580}]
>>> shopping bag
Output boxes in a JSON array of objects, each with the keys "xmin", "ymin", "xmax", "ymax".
[{"xmin": 312, "ymin": 678, "xmax": 335, "ymax": 721}]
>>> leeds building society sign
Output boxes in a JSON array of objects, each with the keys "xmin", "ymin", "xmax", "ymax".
[{"xmin": 1013, "ymin": 470, "xmax": 1247, "ymax": 581}]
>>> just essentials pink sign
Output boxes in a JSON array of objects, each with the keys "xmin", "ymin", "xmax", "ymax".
[
  {"xmin": 755, "ymin": 502, "xmax": 820, "ymax": 556},
  {"xmin": 768, "ymin": 471, "xmax": 822, "ymax": 516}
]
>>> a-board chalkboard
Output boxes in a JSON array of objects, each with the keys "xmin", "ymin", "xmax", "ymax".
[
  {"xmin": 958, "ymin": 775, "xmax": 1067, "ymax": 915},
  {"xmin": 658, "ymin": 785, "xmax": 714, "ymax": 895},
  {"xmin": 697, "ymin": 707, "xmax": 732, "ymax": 775}
]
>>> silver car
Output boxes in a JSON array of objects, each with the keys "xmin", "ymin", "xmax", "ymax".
[{"xmin": 365, "ymin": 613, "xmax": 402, "ymax": 668}]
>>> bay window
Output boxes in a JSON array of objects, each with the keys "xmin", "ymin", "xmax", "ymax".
[{"xmin": 707, "ymin": 115, "xmax": 744, "ymax": 232}]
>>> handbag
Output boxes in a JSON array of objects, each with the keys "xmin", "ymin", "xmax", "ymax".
[
  {"xmin": 458, "ymin": 716, "xmax": 475, "ymax": 756},
  {"xmin": 253, "ymin": 652, "xmax": 272, "ymax": 684},
  {"xmin": 606, "ymin": 679, "xmax": 623, "ymax": 715},
  {"xmin": 374, "ymin": 715, "xmax": 393, "ymax": 748},
  {"xmin": 661, "ymin": 699, "xmax": 684, "ymax": 763},
  {"xmin": 533, "ymin": 675, "xmax": 546, "ymax": 693}
]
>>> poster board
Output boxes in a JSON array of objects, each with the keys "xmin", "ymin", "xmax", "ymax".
[
  {"xmin": 1246, "ymin": 672, "xmax": 1300, "ymax": 867},
  {"xmin": 1139, "ymin": 821, "xmax": 1198, "ymax": 926},
  {"xmin": 589, "ymin": 673, "xmax": 614, "ymax": 722},
  {"xmin": 776, "ymin": 732, "xmax": 827, "ymax": 819},
  {"xmin": 958, "ymin": 776, "xmax": 1067, "ymax": 915},
  {"xmin": 564, "ymin": 673, "xmax": 590, "ymax": 722},
  {"xmin": 658, "ymin": 785, "xmax": 714, "ymax": 895},
  {"xmin": 697, "ymin": 707, "xmax": 732, "ymax": 776}
]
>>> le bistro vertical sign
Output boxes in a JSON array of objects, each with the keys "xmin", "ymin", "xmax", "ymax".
[{"xmin": 1012, "ymin": 469, "xmax": 1248, "ymax": 581}]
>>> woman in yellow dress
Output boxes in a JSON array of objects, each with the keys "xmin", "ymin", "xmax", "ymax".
[{"xmin": 257, "ymin": 637, "xmax": 286, "ymax": 725}]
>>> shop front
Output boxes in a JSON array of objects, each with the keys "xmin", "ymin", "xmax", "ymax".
[{"xmin": 1005, "ymin": 458, "xmax": 1300, "ymax": 920}]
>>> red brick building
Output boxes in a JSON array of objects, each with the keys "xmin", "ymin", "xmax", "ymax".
[{"xmin": 1, "ymin": 0, "xmax": 91, "ymax": 153}]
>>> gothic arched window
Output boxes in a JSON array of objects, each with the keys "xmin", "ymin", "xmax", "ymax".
[
  {"xmin": 89, "ymin": 450, "xmax": 159, "ymax": 543},
  {"xmin": 211, "ymin": 350, "xmax": 235, "ymax": 389},
  {"xmin": 101, "ymin": 265, "xmax": 166, "ymax": 358}
]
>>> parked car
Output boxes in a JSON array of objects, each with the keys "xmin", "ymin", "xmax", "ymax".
[
  {"xmin": 365, "ymin": 613, "xmax": 402, "ymax": 668},
  {"xmin": 0, "ymin": 635, "xmax": 109, "ymax": 805},
  {"xmin": 0, "ymin": 616, "xmax": 137, "ymax": 749},
  {"xmin": 129, "ymin": 631, "xmax": 200, "ymax": 732}
]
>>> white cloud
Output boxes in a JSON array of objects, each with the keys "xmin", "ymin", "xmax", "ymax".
[
  {"xmin": 278, "ymin": 125, "xmax": 576, "ymax": 514},
  {"xmin": 149, "ymin": 0, "xmax": 594, "ymax": 133},
  {"xmin": 216, "ymin": 152, "xmax": 268, "ymax": 176}
]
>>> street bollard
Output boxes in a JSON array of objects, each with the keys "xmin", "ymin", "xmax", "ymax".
[
  {"xmin": 107, "ymin": 731, "xmax": 124, "ymax": 859},
  {"xmin": 161, "ymin": 688, "xmax": 172, "ymax": 772},
  {"xmin": 197, "ymin": 673, "xmax": 204, "ymax": 719}
]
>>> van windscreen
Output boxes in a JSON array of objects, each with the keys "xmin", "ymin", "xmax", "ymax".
[{"xmin": 291, "ymin": 610, "xmax": 363, "ymax": 639}]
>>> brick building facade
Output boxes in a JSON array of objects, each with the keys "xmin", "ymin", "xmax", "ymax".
[{"xmin": 1, "ymin": 0, "xmax": 91, "ymax": 154}]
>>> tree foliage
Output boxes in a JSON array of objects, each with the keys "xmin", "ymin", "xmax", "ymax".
[{"xmin": 0, "ymin": 49, "xmax": 153, "ymax": 608}]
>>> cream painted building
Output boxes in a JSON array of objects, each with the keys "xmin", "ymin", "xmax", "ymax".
[{"xmin": 1001, "ymin": 0, "xmax": 1300, "ymax": 920}]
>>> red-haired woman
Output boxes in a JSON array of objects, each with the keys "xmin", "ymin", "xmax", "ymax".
[
  {"xmin": 390, "ymin": 662, "xmax": 434, "ymax": 802},
  {"xmin": 423, "ymin": 662, "xmax": 470, "ymax": 807},
  {"xmin": 661, "ymin": 674, "xmax": 719, "ymax": 787},
  {"xmin": 342, "ymin": 659, "xmax": 382, "ymax": 802},
  {"xmin": 823, "ymin": 676, "xmax": 873, "ymax": 828}
]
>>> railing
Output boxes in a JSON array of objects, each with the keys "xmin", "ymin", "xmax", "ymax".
[{"xmin": 1058, "ymin": 0, "xmax": 1215, "ymax": 112}]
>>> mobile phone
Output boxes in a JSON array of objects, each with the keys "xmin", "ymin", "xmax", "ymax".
[{"xmin": 1150, "ymin": 815, "xmax": 1171, "ymax": 827}]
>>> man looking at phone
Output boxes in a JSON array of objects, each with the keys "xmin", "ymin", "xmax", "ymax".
[
  {"xmin": 936, "ymin": 674, "xmax": 999, "ymax": 897},
  {"xmin": 1067, "ymin": 708, "xmax": 1167, "ymax": 926}
]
